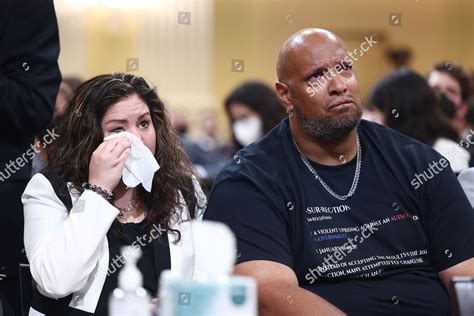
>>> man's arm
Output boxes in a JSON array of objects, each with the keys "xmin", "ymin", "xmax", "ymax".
[
  {"xmin": 438, "ymin": 257, "xmax": 474, "ymax": 300},
  {"xmin": 205, "ymin": 178, "xmax": 345, "ymax": 315},
  {"xmin": 419, "ymin": 154, "xmax": 474, "ymax": 300},
  {"xmin": 0, "ymin": 0, "xmax": 61, "ymax": 134},
  {"xmin": 234, "ymin": 260, "xmax": 345, "ymax": 316}
]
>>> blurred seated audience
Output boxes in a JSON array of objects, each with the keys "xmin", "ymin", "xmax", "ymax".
[
  {"xmin": 198, "ymin": 111, "xmax": 222, "ymax": 152},
  {"xmin": 171, "ymin": 111, "xmax": 226, "ymax": 190},
  {"xmin": 225, "ymin": 81, "xmax": 286, "ymax": 155},
  {"xmin": 369, "ymin": 68, "xmax": 470, "ymax": 173}
]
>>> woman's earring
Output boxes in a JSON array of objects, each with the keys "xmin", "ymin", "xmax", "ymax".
[{"xmin": 287, "ymin": 108, "xmax": 294, "ymax": 118}]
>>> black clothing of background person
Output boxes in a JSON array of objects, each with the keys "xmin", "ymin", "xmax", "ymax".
[{"xmin": 0, "ymin": 0, "xmax": 61, "ymax": 314}]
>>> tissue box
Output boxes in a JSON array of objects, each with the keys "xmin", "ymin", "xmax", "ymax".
[{"xmin": 158, "ymin": 271, "xmax": 257, "ymax": 316}]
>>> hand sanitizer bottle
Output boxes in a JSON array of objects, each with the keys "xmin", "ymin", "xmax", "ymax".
[{"xmin": 109, "ymin": 246, "xmax": 151, "ymax": 316}]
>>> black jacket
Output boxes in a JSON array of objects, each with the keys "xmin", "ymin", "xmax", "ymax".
[{"xmin": 0, "ymin": 0, "xmax": 61, "ymax": 181}]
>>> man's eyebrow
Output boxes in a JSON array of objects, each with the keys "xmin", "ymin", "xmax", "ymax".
[
  {"xmin": 304, "ymin": 58, "xmax": 349, "ymax": 79},
  {"xmin": 304, "ymin": 66, "xmax": 325, "ymax": 79},
  {"xmin": 304, "ymin": 62, "xmax": 333, "ymax": 79}
]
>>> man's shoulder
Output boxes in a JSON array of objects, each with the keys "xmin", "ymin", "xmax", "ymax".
[
  {"xmin": 208, "ymin": 124, "xmax": 290, "ymax": 216},
  {"xmin": 360, "ymin": 119, "xmax": 417, "ymax": 145},
  {"xmin": 214, "ymin": 120, "xmax": 290, "ymax": 187},
  {"xmin": 360, "ymin": 119, "xmax": 442, "ymax": 161}
]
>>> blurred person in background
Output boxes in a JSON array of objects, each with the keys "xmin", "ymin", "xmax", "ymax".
[
  {"xmin": 458, "ymin": 168, "xmax": 474, "ymax": 208},
  {"xmin": 0, "ymin": 0, "xmax": 61, "ymax": 314},
  {"xmin": 62, "ymin": 76, "xmax": 83, "ymax": 94},
  {"xmin": 198, "ymin": 111, "xmax": 221, "ymax": 152},
  {"xmin": 438, "ymin": 92, "xmax": 457, "ymax": 121},
  {"xmin": 369, "ymin": 68, "xmax": 470, "ymax": 174},
  {"xmin": 225, "ymin": 81, "xmax": 286, "ymax": 155},
  {"xmin": 53, "ymin": 81, "xmax": 73, "ymax": 118},
  {"xmin": 170, "ymin": 110, "xmax": 226, "ymax": 190},
  {"xmin": 428, "ymin": 62, "xmax": 474, "ymax": 167},
  {"xmin": 385, "ymin": 47, "xmax": 413, "ymax": 70},
  {"xmin": 361, "ymin": 106, "xmax": 383, "ymax": 125},
  {"xmin": 466, "ymin": 103, "xmax": 474, "ymax": 167},
  {"xmin": 196, "ymin": 112, "xmax": 228, "ymax": 188},
  {"xmin": 32, "ymin": 79, "xmax": 82, "ymax": 175},
  {"xmin": 428, "ymin": 62, "xmax": 471, "ymax": 137},
  {"xmin": 465, "ymin": 69, "xmax": 474, "ymax": 165},
  {"xmin": 466, "ymin": 102, "xmax": 474, "ymax": 134}
]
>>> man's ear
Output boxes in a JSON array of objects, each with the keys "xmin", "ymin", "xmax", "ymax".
[{"xmin": 275, "ymin": 81, "xmax": 293, "ymax": 112}]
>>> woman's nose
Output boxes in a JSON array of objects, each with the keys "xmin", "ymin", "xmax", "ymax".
[{"xmin": 127, "ymin": 128, "xmax": 144, "ymax": 142}]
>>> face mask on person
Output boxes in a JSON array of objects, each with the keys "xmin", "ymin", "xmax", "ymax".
[
  {"xmin": 232, "ymin": 116, "xmax": 263, "ymax": 146},
  {"xmin": 438, "ymin": 93, "xmax": 456, "ymax": 119}
]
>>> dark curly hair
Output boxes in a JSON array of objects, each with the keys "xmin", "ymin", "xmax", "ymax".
[{"xmin": 47, "ymin": 73, "xmax": 201, "ymax": 240}]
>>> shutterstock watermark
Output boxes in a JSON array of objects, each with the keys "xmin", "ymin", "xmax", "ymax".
[
  {"xmin": 0, "ymin": 127, "xmax": 60, "ymax": 182},
  {"xmin": 411, "ymin": 128, "xmax": 474, "ymax": 189},
  {"xmin": 306, "ymin": 35, "xmax": 378, "ymax": 97},
  {"xmin": 93, "ymin": 223, "xmax": 167, "ymax": 282},
  {"xmin": 304, "ymin": 223, "xmax": 379, "ymax": 284}
]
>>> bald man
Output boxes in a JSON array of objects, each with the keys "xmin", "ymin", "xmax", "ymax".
[{"xmin": 205, "ymin": 29, "xmax": 474, "ymax": 315}]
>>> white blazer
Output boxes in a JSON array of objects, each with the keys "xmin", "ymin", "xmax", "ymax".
[{"xmin": 22, "ymin": 173, "xmax": 206, "ymax": 314}]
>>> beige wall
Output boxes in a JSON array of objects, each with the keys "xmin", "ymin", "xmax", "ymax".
[
  {"xmin": 213, "ymin": 0, "xmax": 474, "ymax": 102},
  {"xmin": 55, "ymin": 0, "xmax": 215, "ymax": 138},
  {"xmin": 54, "ymin": 0, "xmax": 474, "ymax": 141}
]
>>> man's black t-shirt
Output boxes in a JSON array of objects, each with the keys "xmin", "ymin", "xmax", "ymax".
[{"xmin": 204, "ymin": 118, "xmax": 474, "ymax": 315}]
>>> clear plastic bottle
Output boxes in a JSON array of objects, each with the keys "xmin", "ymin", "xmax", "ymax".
[{"xmin": 109, "ymin": 247, "xmax": 151, "ymax": 316}]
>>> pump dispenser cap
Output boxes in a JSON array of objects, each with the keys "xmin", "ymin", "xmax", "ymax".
[{"xmin": 118, "ymin": 246, "xmax": 143, "ymax": 291}]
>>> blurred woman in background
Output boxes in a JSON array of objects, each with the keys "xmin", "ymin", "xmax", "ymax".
[
  {"xmin": 224, "ymin": 81, "xmax": 286, "ymax": 155},
  {"xmin": 369, "ymin": 68, "xmax": 470, "ymax": 173}
]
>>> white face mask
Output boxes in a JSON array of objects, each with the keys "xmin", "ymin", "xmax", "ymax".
[{"xmin": 232, "ymin": 116, "xmax": 263, "ymax": 146}]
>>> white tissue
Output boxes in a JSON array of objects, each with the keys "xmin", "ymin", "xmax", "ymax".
[
  {"xmin": 103, "ymin": 131, "xmax": 160, "ymax": 192},
  {"xmin": 191, "ymin": 220, "xmax": 237, "ymax": 281}
]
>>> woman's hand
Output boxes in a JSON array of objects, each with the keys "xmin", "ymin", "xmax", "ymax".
[{"xmin": 88, "ymin": 137, "xmax": 131, "ymax": 192}]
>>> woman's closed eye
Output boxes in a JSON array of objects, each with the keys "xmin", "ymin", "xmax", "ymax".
[{"xmin": 111, "ymin": 127, "xmax": 125, "ymax": 133}]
